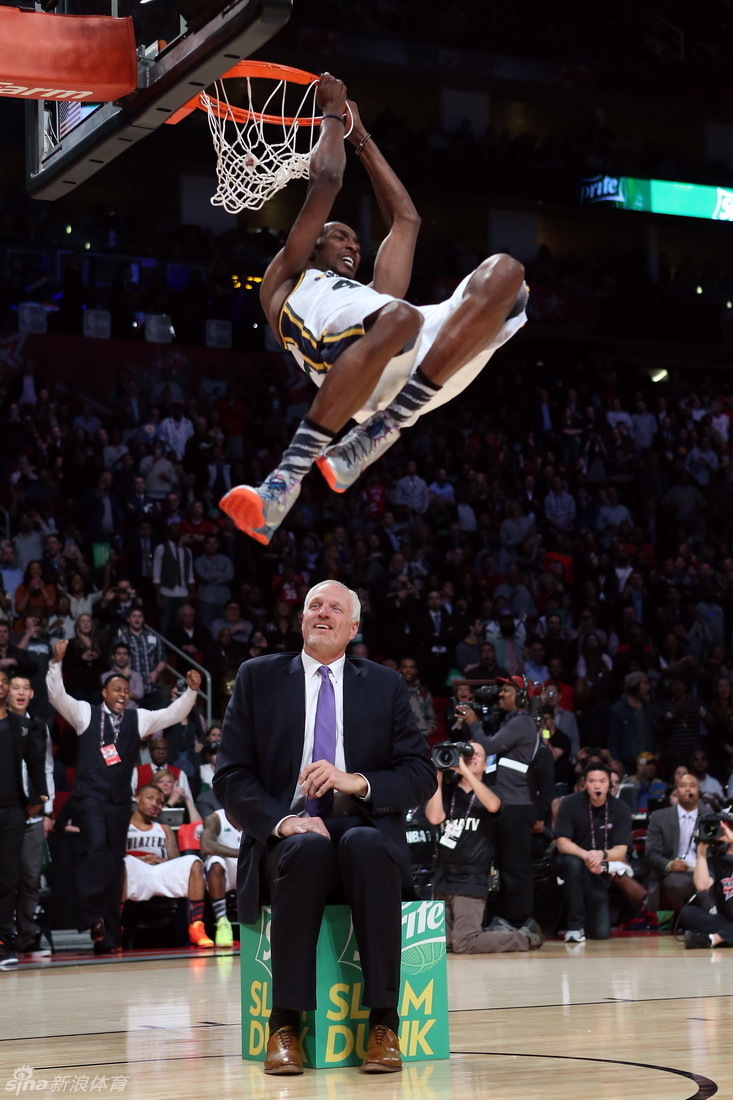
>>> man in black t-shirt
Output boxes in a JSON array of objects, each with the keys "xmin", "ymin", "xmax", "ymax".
[
  {"xmin": 555, "ymin": 762, "xmax": 632, "ymax": 943},
  {"xmin": 425, "ymin": 742, "xmax": 542, "ymax": 953},
  {"xmin": 682, "ymin": 819, "xmax": 733, "ymax": 949}
]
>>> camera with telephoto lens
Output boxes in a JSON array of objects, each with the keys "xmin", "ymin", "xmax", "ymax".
[
  {"xmin": 474, "ymin": 683, "xmax": 501, "ymax": 706},
  {"xmin": 695, "ymin": 811, "xmax": 733, "ymax": 844},
  {"xmin": 471, "ymin": 682, "xmax": 503, "ymax": 728},
  {"xmin": 432, "ymin": 741, "xmax": 475, "ymax": 771}
]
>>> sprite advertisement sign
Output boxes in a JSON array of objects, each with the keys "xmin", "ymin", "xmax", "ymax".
[
  {"xmin": 240, "ymin": 901, "xmax": 450, "ymax": 1068},
  {"xmin": 579, "ymin": 174, "xmax": 733, "ymax": 221}
]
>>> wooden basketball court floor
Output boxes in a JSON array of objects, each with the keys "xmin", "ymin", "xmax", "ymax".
[{"xmin": 1, "ymin": 935, "xmax": 730, "ymax": 1099}]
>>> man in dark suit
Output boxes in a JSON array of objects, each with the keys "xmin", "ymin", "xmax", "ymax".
[
  {"xmin": 644, "ymin": 771, "xmax": 700, "ymax": 914},
  {"xmin": 0, "ymin": 668, "xmax": 48, "ymax": 967},
  {"xmin": 214, "ymin": 580, "xmax": 436, "ymax": 1076},
  {"xmin": 416, "ymin": 589, "xmax": 457, "ymax": 696}
]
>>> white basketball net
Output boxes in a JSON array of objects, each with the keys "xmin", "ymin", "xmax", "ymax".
[{"xmin": 202, "ymin": 75, "xmax": 321, "ymax": 214}]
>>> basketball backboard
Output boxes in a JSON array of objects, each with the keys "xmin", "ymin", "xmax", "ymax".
[{"xmin": 25, "ymin": 0, "xmax": 291, "ymax": 200}]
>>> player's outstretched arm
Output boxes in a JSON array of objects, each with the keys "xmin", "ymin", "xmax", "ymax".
[
  {"xmin": 260, "ymin": 73, "xmax": 347, "ymax": 323},
  {"xmin": 347, "ymin": 99, "xmax": 421, "ymax": 299}
]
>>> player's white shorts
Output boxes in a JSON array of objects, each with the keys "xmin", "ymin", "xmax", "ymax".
[
  {"xmin": 204, "ymin": 855, "xmax": 237, "ymax": 892},
  {"xmin": 353, "ymin": 271, "xmax": 528, "ymax": 424},
  {"xmin": 124, "ymin": 853, "xmax": 201, "ymax": 900}
]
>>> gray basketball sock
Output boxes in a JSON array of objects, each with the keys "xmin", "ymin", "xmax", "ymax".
[
  {"xmin": 382, "ymin": 368, "xmax": 441, "ymax": 427},
  {"xmin": 278, "ymin": 418, "xmax": 334, "ymax": 481}
]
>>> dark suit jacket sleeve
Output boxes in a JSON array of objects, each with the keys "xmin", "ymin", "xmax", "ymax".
[
  {"xmin": 213, "ymin": 658, "xmax": 298, "ymax": 846},
  {"xmin": 351, "ymin": 670, "xmax": 437, "ymax": 815},
  {"xmin": 644, "ymin": 808, "xmax": 675, "ymax": 873}
]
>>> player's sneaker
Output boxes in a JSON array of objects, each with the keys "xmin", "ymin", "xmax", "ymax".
[
  {"xmin": 189, "ymin": 921, "xmax": 215, "ymax": 948},
  {"xmin": 219, "ymin": 470, "xmax": 301, "ymax": 545},
  {"xmin": 215, "ymin": 916, "xmax": 234, "ymax": 948},
  {"xmin": 316, "ymin": 412, "xmax": 401, "ymax": 493}
]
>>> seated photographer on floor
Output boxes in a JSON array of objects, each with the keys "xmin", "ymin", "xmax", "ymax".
[
  {"xmin": 425, "ymin": 739, "xmax": 542, "ymax": 953},
  {"xmin": 681, "ymin": 812, "xmax": 733, "ymax": 949}
]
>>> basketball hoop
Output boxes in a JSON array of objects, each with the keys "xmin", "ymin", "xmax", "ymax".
[{"xmin": 169, "ymin": 62, "xmax": 351, "ymax": 214}]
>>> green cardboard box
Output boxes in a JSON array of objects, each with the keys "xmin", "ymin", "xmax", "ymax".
[{"xmin": 240, "ymin": 901, "xmax": 449, "ymax": 1068}]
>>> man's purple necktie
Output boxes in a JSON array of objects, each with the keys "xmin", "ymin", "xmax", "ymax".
[{"xmin": 307, "ymin": 665, "xmax": 336, "ymax": 818}]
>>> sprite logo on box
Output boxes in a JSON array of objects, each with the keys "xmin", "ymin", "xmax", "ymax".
[
  {"xmin": 401, "ymin": 901, "xmax": 446, "ymax": 975},
  {"xmin": 241, "ymin": 901, "xmax": 449, "ymax": 1068},
  {"xmin": 252, "ymin": 905, "xmax": 272, "ymax": 977}
]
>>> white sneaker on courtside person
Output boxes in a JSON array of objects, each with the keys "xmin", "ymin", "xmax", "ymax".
[
  {"xmin": 564, "ymin": 929, "xmax": 586, "ymax": 944},
  {"xmin": 316, "ymin": 411, "xmax": 401, "ymax": 493}
]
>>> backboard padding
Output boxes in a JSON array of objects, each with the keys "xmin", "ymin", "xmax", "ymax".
[{"xmin": 25, "ymin": 0, "xmax": 291, "ymax": 200}]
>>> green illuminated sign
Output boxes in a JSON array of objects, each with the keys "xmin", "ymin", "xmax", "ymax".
[{"xmin": 578, "ymin": 175, "xmax": 733, "ymax": 221}]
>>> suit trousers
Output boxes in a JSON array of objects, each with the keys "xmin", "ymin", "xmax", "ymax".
[
  {"xmin": 658, "ymin": 870, "xmax": 696, "ymax": 915},
  {"xmin": 0, "ymin": 804, "xmax": 26, "ymax": 945},
  {"xmin": 263, "ymin": 822, "xmax": 402, "ymax": 1012},
  {"xmin": 75, "ymin": 795, "xmax": 131, "ymax": 945}
]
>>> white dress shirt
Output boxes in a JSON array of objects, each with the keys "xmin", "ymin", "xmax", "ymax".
[
  {"xmin": 676, "ymin": 804, "xmax": 699, "ymax": 865},
  {"xmin": 274, "ymin": 652, "xmax": 370, "ymax": 832}
]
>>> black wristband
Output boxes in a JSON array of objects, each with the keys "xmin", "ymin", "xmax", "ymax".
[{"xmin": 321, "ymin": 113, "xmax": 345, "ymax": 124}]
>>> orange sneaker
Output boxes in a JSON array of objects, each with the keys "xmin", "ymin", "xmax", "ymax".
[
  {"xmin": 219, "ymin": 472, "xmax": 301, "ymax": 545},
  {"xmin": 189, "ymin": 920, "xmax": 214, "ymax": 948}
]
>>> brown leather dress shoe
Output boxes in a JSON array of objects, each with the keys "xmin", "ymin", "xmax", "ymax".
[
  {"xmin": 360, "ymin": 1025, "xmax": 402, "ymax": 1073},
  {"xmin": 263, "ymin": 1026, "xmax": 304, "ymax": 1075}
]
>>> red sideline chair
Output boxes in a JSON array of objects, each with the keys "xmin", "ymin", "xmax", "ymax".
[{"xmin": 177, "ymin": 821, "xmax": 203, "ymax": 855}]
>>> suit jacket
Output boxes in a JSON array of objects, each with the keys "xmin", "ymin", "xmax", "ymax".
[
  {"xmin": 214, "ymin": 652, "xmax": 437, "ymax": 924},
  {"xmin": 7, "ymin": 711, "xmax": 48, "ymax": 806},
  {"xmin": 644, "ymin": 803, "xmax": 697, "ymax": 905}
]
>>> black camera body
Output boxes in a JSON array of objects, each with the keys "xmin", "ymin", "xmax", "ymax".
[
  {"xmin": 471, "ymin": 682, "xmax": 503, "ymax": 728},
  {"xmin": 696, "ymin": 811, "xmax": 733, "ymax": 843},
  {"xmin": 432, "ymin": 741, "xmax": 474, "ymax": 771},
  {"xmin": 474, "ymin": 683, "xmax": 501, "ymax": 705}
]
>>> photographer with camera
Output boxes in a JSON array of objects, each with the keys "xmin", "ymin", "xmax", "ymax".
[
  {"xmin": 461, "ymin": 674, "xmax": 541, "ymax": 932},
  {"xmin": 682, "ymin": 814, "xmax": 733, "ymax": 949},
  {"xmin": 425, "ymin": 740, "xmax": 541, "ymax": 952}
]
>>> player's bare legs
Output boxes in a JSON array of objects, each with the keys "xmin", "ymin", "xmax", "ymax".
[
  {"xmin": 310, "ymin": 301, "xmax": 422, "ymax": 431},
  {"xmin": 220, "ymin": 301, "xmax": 421, "ymax": 543},
  {"xmin": 414, "ymin": 254, "xmax": 525, "ymax": 385},
  {"xmin": 319, "ymin": 254, "xmax": 526, "ymax": 491}
]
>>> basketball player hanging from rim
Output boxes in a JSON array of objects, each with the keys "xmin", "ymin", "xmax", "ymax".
[{"xmin": 220, "ymin": 72, "xmax": 528, "ymax": 545}]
